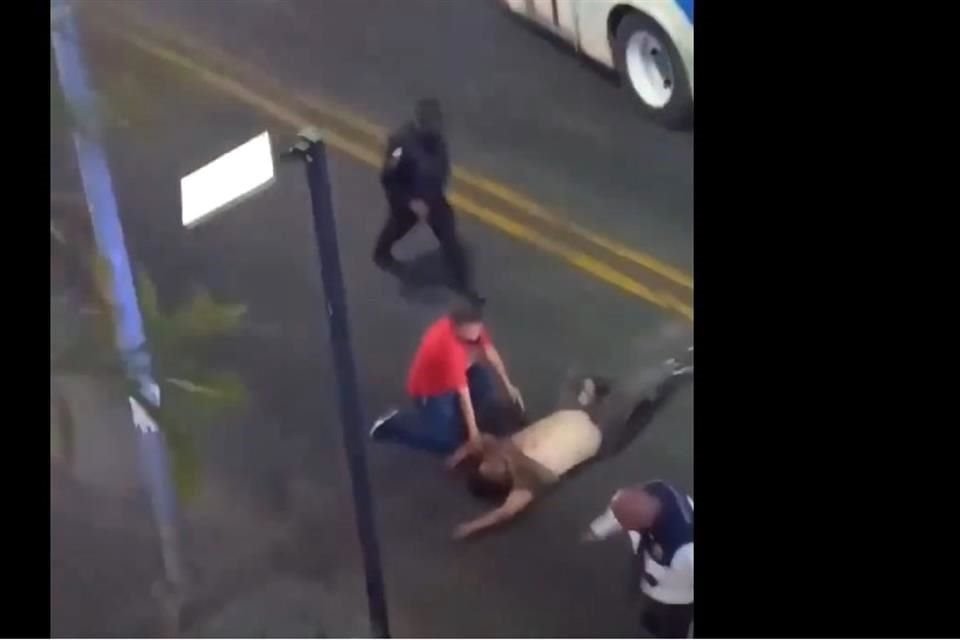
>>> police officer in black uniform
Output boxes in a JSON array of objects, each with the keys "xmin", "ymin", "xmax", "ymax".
[{"xmin": 374, "ymin": 99, "xmax": 481, "ymax": 303}]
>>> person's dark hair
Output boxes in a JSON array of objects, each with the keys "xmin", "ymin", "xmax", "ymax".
[
  {"xmin": 449, "ymin": 297, "xmax": 484, "ymax": 326},
  {"xmin": 464, "ymin": 459, "xmax": 513, "ymax": 503}
]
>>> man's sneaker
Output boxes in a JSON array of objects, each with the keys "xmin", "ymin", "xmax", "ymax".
[
  {"xmin": 667, "ymin": 346, "xmax": 694, "ymax": 377},
  {"xmin": 370, "ymin": 408, "xmax": 399, "ymax": 438}
]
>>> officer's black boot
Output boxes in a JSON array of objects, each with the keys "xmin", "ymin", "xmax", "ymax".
[{"xmin": 373, "ymin": 231, "xmax": 403, "ymax": 274}]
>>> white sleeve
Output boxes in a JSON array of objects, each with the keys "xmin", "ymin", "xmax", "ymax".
[{"xmin": 589, "ymin": 507, "xmax": 624, "ymax": 540}]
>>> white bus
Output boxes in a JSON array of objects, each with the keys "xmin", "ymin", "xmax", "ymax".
[{"xmin": 501, "ymin": 0, "xmax": 694, "ymax": 128}]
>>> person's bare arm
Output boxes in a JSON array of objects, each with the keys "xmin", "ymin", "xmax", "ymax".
[
  {"xmin": 483, "ymin": 343, "xmax": 523, "ymax": 409},
  {"xmin": 446, "ymin": 433, "xmax": 498, "ymax": 470},
  {"xmin": 445, "ymin": 440, "xmax": 477, "ymax": 470},
  {"xmin": 453, "ymin": 488, "xmax": 534, "ymax": 539},
  {"xmin": 581, "ymin": 505, "xmax": 625, "ymax": 542},
  {"xmin": 482, "ymin": 342, "xmax": 511, "ymax": 388},
  {"xmin": 457, "ymin": 385, "xmax": 482, "ymax": 445}
]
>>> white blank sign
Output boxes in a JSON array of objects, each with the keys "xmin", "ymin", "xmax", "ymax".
[{"xmin": 180, "ymin": 131, "xmax": 275, "ymax": 228}]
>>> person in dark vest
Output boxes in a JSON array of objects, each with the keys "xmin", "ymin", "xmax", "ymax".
[
  {"xmin": 374, "ymin": 98, "xmax": 482, "ymax": 304},
  {"xmin": 584, "ymin": 481, "xmax": 694, "ymax": 638}
]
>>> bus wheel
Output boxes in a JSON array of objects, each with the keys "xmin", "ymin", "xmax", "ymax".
[{"xmin": 614, "ymin": 12, "xmax": 692, "ymax": 129}]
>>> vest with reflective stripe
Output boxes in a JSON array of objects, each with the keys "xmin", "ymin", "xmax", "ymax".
[{"xmin": 630, "ymin": 481, "xmax": 694, "ymax": 604}]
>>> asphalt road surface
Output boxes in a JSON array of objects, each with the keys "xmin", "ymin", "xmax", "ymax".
[
  {"xmin": 109, "ymin": 0, "xmax": 693, "ymax": 273},
  {"xmin": 51, "ymin": 3, "xmax": 693, "ymax": 637}
]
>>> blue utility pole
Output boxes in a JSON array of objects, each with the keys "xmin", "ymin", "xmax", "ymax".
[
  {"xmin": 285, "ymin": 130, "xmax": 391, "ymax": 638},
  {"xmin": 50, "ymin": 0, "xmax": 184, "ymax": 609}
]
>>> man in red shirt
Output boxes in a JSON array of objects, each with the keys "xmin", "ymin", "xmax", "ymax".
[{"xmin": 371, "ymin": 300, "xmax": 522, "ymax": 454}]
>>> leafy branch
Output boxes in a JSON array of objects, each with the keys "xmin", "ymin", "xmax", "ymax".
[{"xmin": 51, "ymin": 201, "xmax": 252, "ymax": 502}]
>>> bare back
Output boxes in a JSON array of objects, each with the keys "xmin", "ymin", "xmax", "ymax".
[{"xmin": 509, "ymin": 409, "xmax": 602, "ymax": 478}]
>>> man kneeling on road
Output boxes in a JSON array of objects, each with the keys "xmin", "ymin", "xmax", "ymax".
[
  {"xmin": 447, "ymin": 348, "xmax": 693, "ymax": 540},
  {"xmin": 370, "ymin": 299, "xmax": 523, "ymax": 455}
]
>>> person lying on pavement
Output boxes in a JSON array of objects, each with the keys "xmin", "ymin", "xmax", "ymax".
[{"xmin": 447, "ymin": 348, "xmax": 693, "ymax": 540}]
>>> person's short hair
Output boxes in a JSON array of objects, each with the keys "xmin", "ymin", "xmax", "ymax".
[
  {"xmin": 465, "ymin": 459, "xmax": 513, "ymax": 503},
  {"xmin": 449, "ymin": 297, "xmax": 484, "ymax": 326}
]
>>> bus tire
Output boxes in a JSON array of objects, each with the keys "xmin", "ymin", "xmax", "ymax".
[{"xmin": 613, "ymin": 12, "xmax": 693, "ymax": 129}]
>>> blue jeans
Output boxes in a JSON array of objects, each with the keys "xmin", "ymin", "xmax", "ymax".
[{"xmin": 375, "ymin": 365, "xmax": 495, "ymax": 455}]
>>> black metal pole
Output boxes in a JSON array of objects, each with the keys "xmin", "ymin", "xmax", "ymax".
[{"xmin": 295, "ymin": 133, "xmax": 391, "ymax": 638}]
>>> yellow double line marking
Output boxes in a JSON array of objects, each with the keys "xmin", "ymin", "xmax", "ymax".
[{"xmin": 91, "ymin": 7, "xmax": 693, "ymax": 321}]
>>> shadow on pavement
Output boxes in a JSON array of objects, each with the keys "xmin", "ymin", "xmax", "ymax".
[{"xmin": 388, "ymin": 246, "xmax": 477, "ymax": 305}]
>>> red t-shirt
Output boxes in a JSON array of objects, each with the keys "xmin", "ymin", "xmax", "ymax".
[{"xmin": 406, "ymin": 317, "xmax": 491, "ymax": 397}]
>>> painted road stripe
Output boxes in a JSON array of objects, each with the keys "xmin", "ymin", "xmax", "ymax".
[
  {"xmin": 94, "ymin": 22, "xmax": 693, "ymax": 322},
  {"xmin": 95, "ymin": 1, "xmax": 693, "ymax": 292}
]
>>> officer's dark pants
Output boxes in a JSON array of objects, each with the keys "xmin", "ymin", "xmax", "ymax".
[
  {"xmin": 640, "ymin": 593, "xmax": 693, "ymax": 638},
  {"xmin": 373, "ymin": 194, "xmax": 472, "ymax": 293}
]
